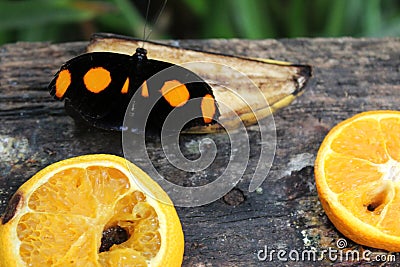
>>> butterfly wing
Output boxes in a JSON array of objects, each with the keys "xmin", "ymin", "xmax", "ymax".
[
  {"xmin": 49, "ymin": 52, "xmax": 132, "ymax": 129},
  {"xmin": 130, "ymin": 58, "xmax": 220, "ymax": 132}
]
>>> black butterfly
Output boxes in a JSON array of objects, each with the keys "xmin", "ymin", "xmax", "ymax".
[{"xmin": 49, "ymin": 48, "xmax": 219, "ymax": 132}]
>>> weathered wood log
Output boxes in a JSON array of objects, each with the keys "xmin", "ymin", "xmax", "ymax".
[{"xmin": 1, "ymin": 37, "xmax": 399, "ymax": 266}]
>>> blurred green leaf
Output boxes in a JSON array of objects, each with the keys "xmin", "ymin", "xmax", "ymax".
[
  {"xmin": 324, "ymin": 0, "xmax": 347, "ymax": 37},
  {"xmin": 363, "ymin": 0, "xmax": 382, "ymax": 36},
  {"xmin": 181, "ymin": 0, "xmax": 208, "ymax": 17},
  {"xmin": 342, "ymin": 0, "xmax": 364, "ymax": 36},
  {"xmin": 376, "ymin": 17, "xmax": 400, "ymax": 36},
  {"xmin": 231, "ymin": 0, "xmax": 275, "ymax": 38},
  {"xmin": 0, "ymin": 0, "xmax": 106, "ymax": 30},
  {"xmin": 111, "ymin": 0, "xmax": 144, "ymax": 36},
  {"xmin": 0, "ymin": 0, "xmax": 399, "ymax": 45},
  {"xmin": 287, "ymin": 0, "xmax": 306, "ymax": 37},
  {"xmin": 202, "ymin": 0, "xmax": 236, "ymax": 38}
]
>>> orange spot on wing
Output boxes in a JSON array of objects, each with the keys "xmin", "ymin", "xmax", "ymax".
[
  {"xmin": 201, "ymin": 94, "xmax": 216, "ymax": 124},
  {"xmin": 160, "ymin": 80, "xmax": 189, "ymax": 107},
  {"xmin": 141, "ymin": 80, "xmax": 149, "ymax": 98},
  {"xmin": 83, "ymin": 67, "xmax": 111, "ymax": 93},
  {"xmin": 121, "ymin": 77, "xmax": 129, "ymax": 94},
  {"xmin": 55, "ymin": 69, "xmax": 71, "ymax": 98}
]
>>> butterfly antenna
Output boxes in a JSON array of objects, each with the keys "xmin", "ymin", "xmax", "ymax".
[
  {"xmin": 141, "ymin": 0, "xmax": 151, "ymax": 48},
  {"xmin": 143, "ymin": 0, "xmax": 167, "ymax": 43}
]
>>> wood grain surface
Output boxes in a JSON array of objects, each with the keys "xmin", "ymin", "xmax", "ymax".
[{"xmin": 1, "ymin": 37, "xmax": 399, "ymax": 266}]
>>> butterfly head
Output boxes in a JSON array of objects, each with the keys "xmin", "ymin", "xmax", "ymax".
[{"xmin": 134, "ymin": 47, "xmax": 148, "ymax": 61}]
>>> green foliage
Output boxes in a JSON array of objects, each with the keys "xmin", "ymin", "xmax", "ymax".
[{"xmin": 0, "ymin": 0, "xmax": 399, "ymax": 45}]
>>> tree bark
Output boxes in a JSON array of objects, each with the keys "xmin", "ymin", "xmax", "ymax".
[{"xmin": 1, "ymin": 37, "xmax": 399, "ymax": 266}]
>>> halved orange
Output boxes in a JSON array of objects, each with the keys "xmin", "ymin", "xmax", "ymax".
[
  {"xmin": 315, "ymin": 110, "xmax": 400, "ymax": 251},
  {"xmin": 0, "ymin": 154, "xmax": 184, "ymax": 266}
]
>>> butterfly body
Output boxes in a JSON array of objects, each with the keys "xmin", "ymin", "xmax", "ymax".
[{"xmin": 49, "ymin": 48, "xmax": 219, "ymax": 132}]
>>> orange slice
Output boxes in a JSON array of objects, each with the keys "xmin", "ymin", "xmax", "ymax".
[
  {"xmin": 315, "ymin": 110, "xmax": 400, "ymax": 251},
  {"xmin": 0, "ymin": 154, "xmax": 184, "ymax": 266}
]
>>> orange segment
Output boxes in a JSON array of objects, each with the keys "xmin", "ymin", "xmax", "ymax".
[
  {"xmin": 330, "ymin": 118, "xmax": 388, "ymax": 163},
  {"xmin": 17, "ymin": 213, "xmax": 93, "ymax": 266},
  {"xmin": 381, "ymin": 117, "xmax": 400, "ymax": 161},
  {"xmin": 315, "ymin": 110, "xmax": 400, "ymax": 251},
  {"xmin": 379, "ymin": 186, "xmax": 400, "ymax": 236},
  {"xmin": 0, "ymin": 154, "xmax": 184, "ymax": 267},
  {"xmin": 337, "ymin": 181, "xmax": 388, "ymax": 226},
  {"xmin": 324, "ymin": 153, "xmax": 381, "ymax": 194},
  {"xmin": 28, "ymin": 167, "xmax": 98, "ymax": 216}
]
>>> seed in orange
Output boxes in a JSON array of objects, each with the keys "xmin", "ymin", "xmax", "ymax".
[
  {"xmin": 315, "ymin": 110, "xmax": 400, "ymax": 251},
  {"xmin": 0, "ymin": 154, "xmax": 184, "ymax": 266}
]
